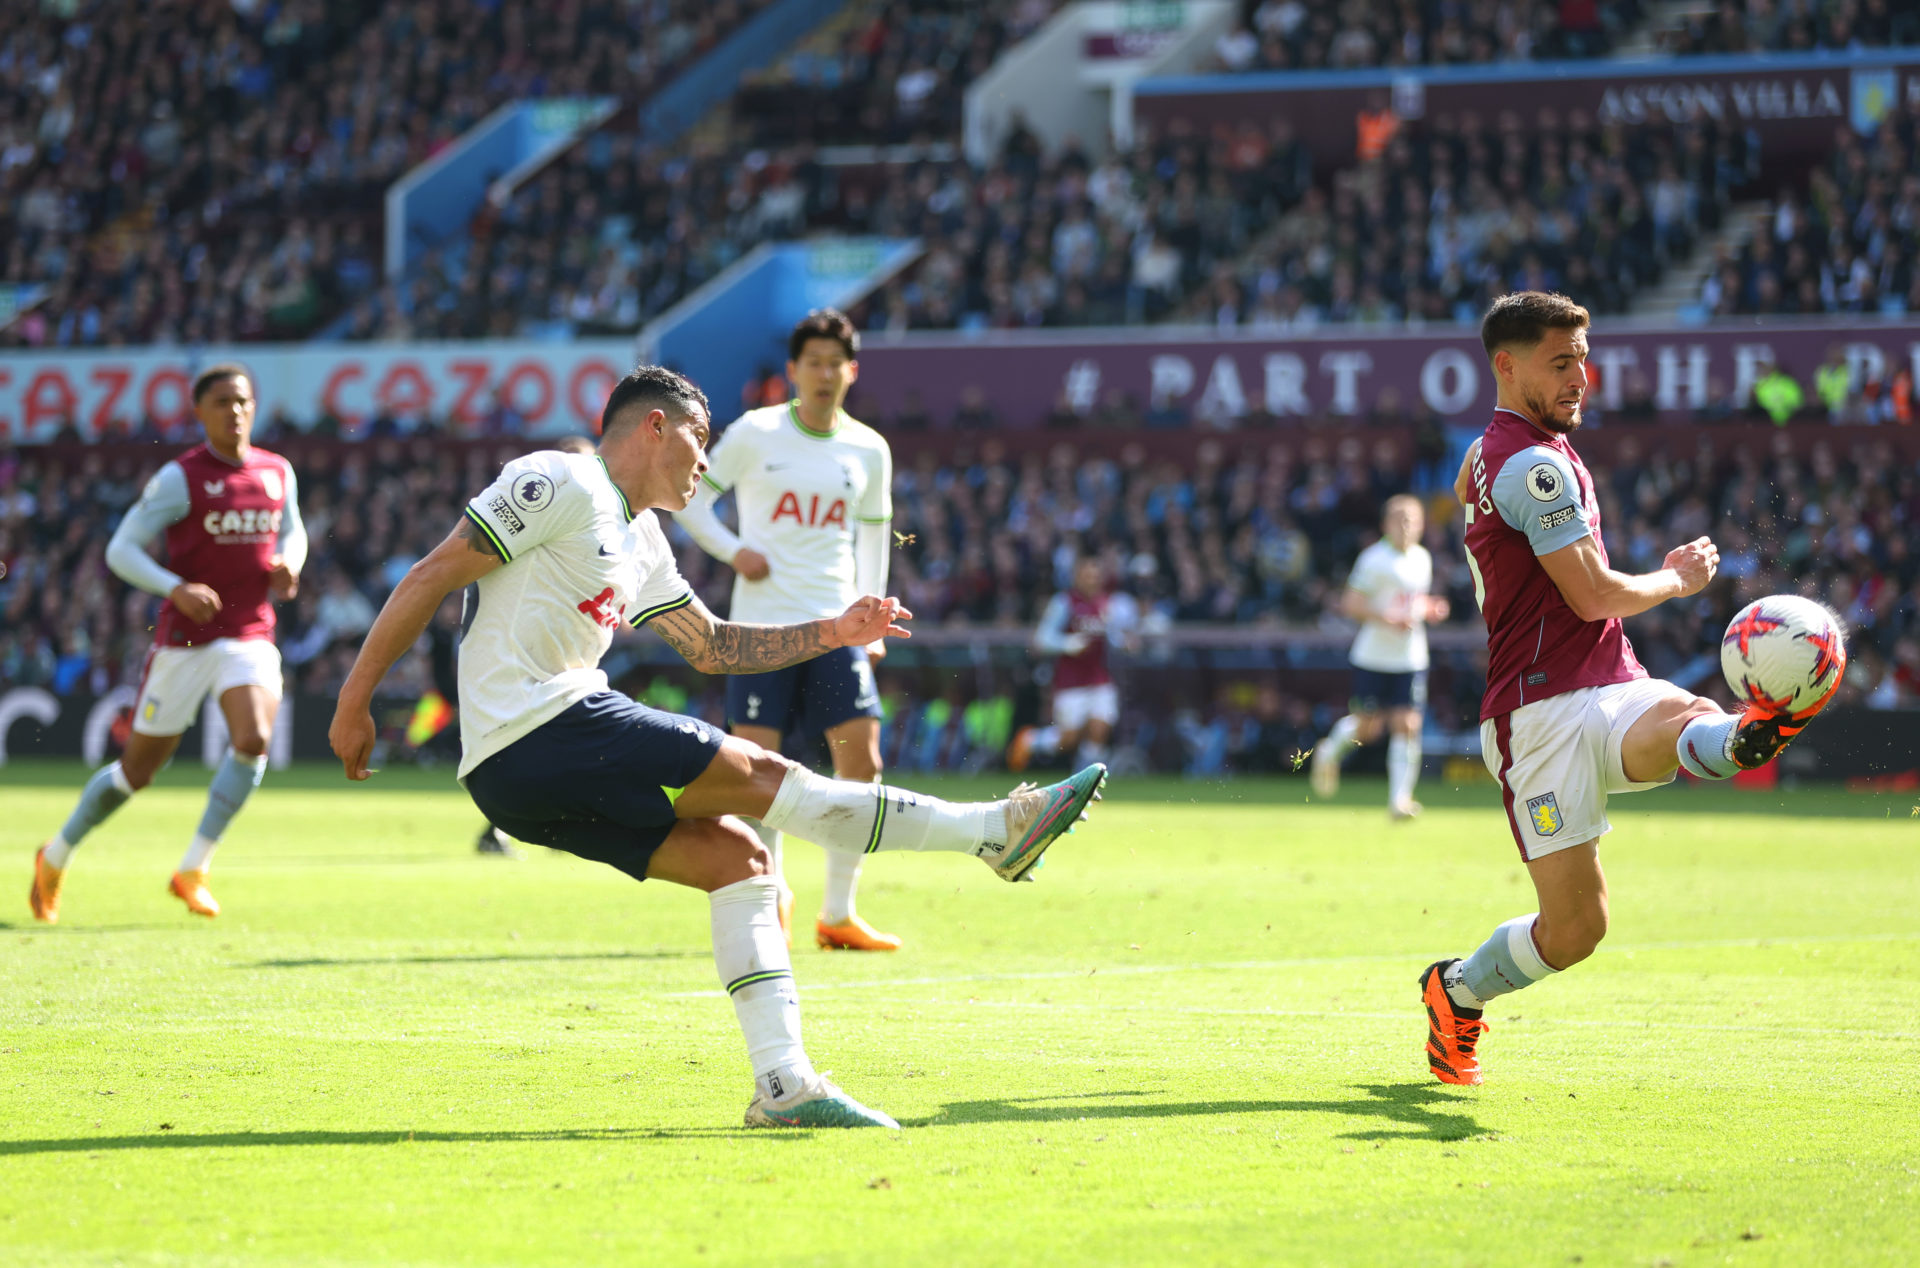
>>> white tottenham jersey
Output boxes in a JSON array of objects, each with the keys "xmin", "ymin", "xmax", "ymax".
[
  {"xmin": 457, "ymin": 451, "xmax": 692, "ymax": 778},
  {"xmin": 1345, "ymin": 539, "xmax": 1434, "ymax": 673},
  {"xmin": 686, "ymin": 402, "xmax": 891, "ymax": 624}
]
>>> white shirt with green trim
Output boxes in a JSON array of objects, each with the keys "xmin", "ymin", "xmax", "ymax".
[
  {"xmin": 457, "ymin": 451, "xmax": 692, "ymax": 779},
  {"xmin": 674, "ymin": 401, "xmax": 892, "ymax": 625},
  {"xmin": 1345, "ymin": 538, "xmax": 1434, "ymax": 673}
]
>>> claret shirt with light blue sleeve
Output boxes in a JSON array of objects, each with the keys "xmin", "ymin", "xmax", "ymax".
[{"xmin": 1489, "ymin": 445, "xmax": 1592, "ymax": 556}]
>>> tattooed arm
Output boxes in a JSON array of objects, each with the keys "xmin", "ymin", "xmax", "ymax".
[
  {"xmin": 650, "ymin": 594, "xmax": 914, "ymax": 675},
  {"xmin": 329, "ymin": 518, "xmax": 505, "ymax": 779}
]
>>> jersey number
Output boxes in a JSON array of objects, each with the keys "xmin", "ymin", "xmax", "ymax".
[
  {"xmin": 577, "ymin": 587, "xmax": 625, "ymax": 629},
  {"xmin": 1464, "ymin": 548, "xmax": 1488, "ymax": 612}
]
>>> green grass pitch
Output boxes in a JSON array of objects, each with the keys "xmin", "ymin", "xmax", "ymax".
[{"xmin": 1, "ymin": 761, "xmax": 1916, "ymax": 1267}]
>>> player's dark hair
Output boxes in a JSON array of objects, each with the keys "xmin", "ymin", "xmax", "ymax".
[
  {"xmin": 1479, "ymin": 292, "xmax": 1590, "ymax": 360},
  {"xmin": 599, "ymin": 365, "xmax": 710, "ymax": 435},
  {"xmin": 788, "ymin": 308, "xmax": 860, "ymax": 362},
  {"xmin": 192, "ymin": 363, "xmax": 252, "ymax": 402}
]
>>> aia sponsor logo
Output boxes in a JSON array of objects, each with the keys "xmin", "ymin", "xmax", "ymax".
[{"xmin": 771, "ymin": 492, "xmax": 847, "ymax": 529}]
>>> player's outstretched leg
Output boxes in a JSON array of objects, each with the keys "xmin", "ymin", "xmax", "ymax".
[
  {"xmin": 169, "ymin": 747, "xmax": 267, "ymax": 918},
  {"xmin": 30, "ymin": 761, "xmax": 138, "ymax": 923},
  {"xmin": 749, "ymin": 762, "xmax": 1107, "ymax": 883}
]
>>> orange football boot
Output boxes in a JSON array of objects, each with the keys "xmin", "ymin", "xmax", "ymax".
[
  {"xmin": 29, "ymin": 846, "xmax": 65, "ymax": 924},
  {"xmin": 168, "ymin": 870, "xmax": 220, "ymax": 918},
  {"xmin": 815, "ymin": 914, "xmax": 903, "ymax": 952},
  {"xmin": 1420, "ymin": 960, "xmax": 1488, "ymax": 1086}
]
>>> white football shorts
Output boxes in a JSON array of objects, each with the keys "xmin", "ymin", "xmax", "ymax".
[
  {"xmin": 133, "ymin": 638, "xmax": 284, "ymax": 737},
  {"xmin": 1479, "ymin": 677, "xmax": 1680, "ymax": 861},
  {"xmin": 1054, "ymin": 683, "xmax": 1120, "ymax": 732}
]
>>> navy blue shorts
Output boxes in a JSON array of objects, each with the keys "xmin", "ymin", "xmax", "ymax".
[
  {"xmin": 1349, "ymin": 668, "xmax": 1428, "ymax": 715},
  {"xmin": 464, "ymin": 692, "xmax": 726, "ymax": 881},
  {"xmin": 725, "ymin": 645, "xmax": 881, "ymax": 737}
]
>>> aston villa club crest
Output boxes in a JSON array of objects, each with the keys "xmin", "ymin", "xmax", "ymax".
[{"xmin": 1526, "ymin": 792, "xmax": 1563, "ymax": 837}]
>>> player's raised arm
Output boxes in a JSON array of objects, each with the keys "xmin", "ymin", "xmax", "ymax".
[
  {"xmin": 327, "ymin": 517, "xmax": 505, "ymax": 779},
  {"xmin": 649, "ymin": 593, "xmax": 911, "ymax": 675}
]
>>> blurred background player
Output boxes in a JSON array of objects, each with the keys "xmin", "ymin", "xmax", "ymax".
[
  {"xmin": 1008, "ymin": 557, "xmax": 1139, "ymax": 773},
  {"xmin": 674, "ymin": 310, "xmax": 900, "ymax": 951},
  {"xmin": 1311, "ymin": 495, "xmax": 1449, "ymax": 819},
  {"xmin": 29, "ymin": 364, "xmax": 306, "ymax": 922},
  {"xmin": 1420, "ymin": 293, "xmax": 1839, "ymax": 1087}
]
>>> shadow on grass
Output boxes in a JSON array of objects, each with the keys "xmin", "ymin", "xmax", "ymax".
[
  {"xmin": 904, "ymin": 1082, "xmax": 1489, "ymax": 1141},
  {"xmin": 242, "ymin": 950, "xmax": 707, "ymax": 969},
  {"xmin": 0, "ymin": 1126, "xmax": 782, "ymax": 1156}
]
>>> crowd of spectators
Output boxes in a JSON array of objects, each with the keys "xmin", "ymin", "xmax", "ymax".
[
  {"xmin": 0, "ymin": 0, "xmax": 773, "ymax": 349},
  {"xmin": 1658, "ymin": 0, "xmax": 1918, "ymax": 55},
  {"xmin": 4, "ymin": 424, "xmax": 1918, "ymax": 775},
  {"xmin": 856, "ymin": 105, "xmax": 1749, "ymax": 334},
  {"xmin": 731, "ymin": 0, "xmax": 1060, "ymax": 149},
  {"xmin": 1700, "ymin": 101, "xmax": 1920, "ymax": 320},
  {"xmin": 1209, "ymin": 0, "xmax": 1645, "ymax": 72}
]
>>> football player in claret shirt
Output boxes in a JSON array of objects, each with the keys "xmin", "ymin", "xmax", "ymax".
[
  {"xmin": 1008, "ymin": 557, "xmax": 1138, "ymax": 774},
  {"xmin": 674, "ymin": 310, "xmax": 902, "ymax": 952},
  {"xmin": 1418, "ymin": 293, "xmax": 1841, "ymax": 1086},
  {"xmin": 328, "ymin": 366, "xmax": 1106, "ymax": 1129},
  {"xmin": 30, "ymin": 364, "xmax": 307, "ymax": 922}
]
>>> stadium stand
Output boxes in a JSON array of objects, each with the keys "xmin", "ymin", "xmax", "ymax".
[
  {"xmin": 0, "ymin": 0, "xmax": 775, "ymax": 349},
  {"xmin": 1700, "ymin": 100, "xmax": 1920, "ymax": 319},
  {"xmin": 1207, "ymin": 0, "xmax": 1647, "ymax": 71},
  {"xmin": 729, "ymin": 0, "xmax": 1062, "ymax": 148},
  {"xmin": 1656, "ymin": 0, "xmax": 1918, "ymax": 54}
]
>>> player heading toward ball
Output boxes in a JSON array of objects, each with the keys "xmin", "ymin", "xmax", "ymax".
[
  {"xmin": 674, "ymin": 309, "xmax": 902, "ymax": 952},
  {"xmin": 1311, "ymin": 495, "xmax": 1449, "ymax": 819},
  {"xmin": 1420, "ymin": 293, "xmax": 1840, "ymax": 1086},
  {"xmin": 328, "ymin": 365, "xmax": 1105, "ymax": 1130},
  {"xmin": 30, "ymin": 364, "xmax": 306, "ymax": 923}
]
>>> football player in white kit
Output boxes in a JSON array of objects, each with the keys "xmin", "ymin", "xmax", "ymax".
[
  {"xmin": 674, "ymin": 310, "xmax": 903, "ymax": 952},
  {"xmin": 329, "ymin": 366, "xmax": 1107, "ymax": 1128},
  {"xmin": 1311, "ymin": 494, "xmax": 1449, "ymax": 818}
]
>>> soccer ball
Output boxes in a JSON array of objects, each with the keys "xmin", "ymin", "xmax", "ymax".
[{"xmin": 1720, "ymin": 595, "xmax": 1847, "ymax": 716}]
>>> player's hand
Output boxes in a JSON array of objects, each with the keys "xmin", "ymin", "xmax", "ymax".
[
  {"xmin": 169, "ymin": 582, "xmax": 222, "ymax": 623},
  {"xmin": 834, "ymin": 596, "xmax": 912, "ymax": 647},
  {"xmin": 328, "ymin": 705, "xmax": 377, "ymax": 781},
  {"xmin": 733, "ymin": 547, "xmax": 770, "ymax": 581},
  {"xmin": 1664, "ymin": 536, "xmax": 1719, "ymax": 596},
  {"xmin": 268, "ymin": 555, "xmax": 299, "ymax": 600},
  {"xmin": 1426, "ymin": 595, "xmax": 1452, "ymax": 622},
  {"xmin": 867, "ymin": 639, "xmax": 888, "ymax": 661}
]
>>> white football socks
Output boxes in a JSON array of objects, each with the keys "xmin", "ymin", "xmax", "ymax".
[
  {"xmin": 762, "ymin": 767, "xmax": 1005, "ymax": 858},
  {"xmin": 710, "ymin": 875, "xmax": 814, "ymax": 1102},
  {"xmin": 1387, "ymin": 732, "xmax": 1421, "ymax": 805},
  {"xmin": 821, "ymin": 851, "xmax": 862, "ymax": 925},
  {"xmin": 1676, "ymin": 712, "xmax": 1740, "ymax": 779},
  {"xmin": 1323, "ymin": 715, "xmax": 1361, "ymax": 765}
]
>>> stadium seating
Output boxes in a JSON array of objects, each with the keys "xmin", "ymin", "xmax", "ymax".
[
  {"xmin": 0, "ymin": 0, "xmax": 775, "ymax": 349},
  {"xmin": 1700, "ymin": 100, "xmax": 1920, "ymax": 319},
  {"xmin": 1206, "ymin": 0, "xmax": 1646, "ymax": 71},
  {"xmin": 1656, "ymin": 0, "xmax": 1918, "ymax": 54}
]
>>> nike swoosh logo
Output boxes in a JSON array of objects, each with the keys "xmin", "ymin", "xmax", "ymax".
[
  {"xmin": 765, "ymin": 462, "xmax": 794, "ymax": 471},
  {"xmin": 598, "ymin": 545, "xmax": 617, "ymax": 557}
]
